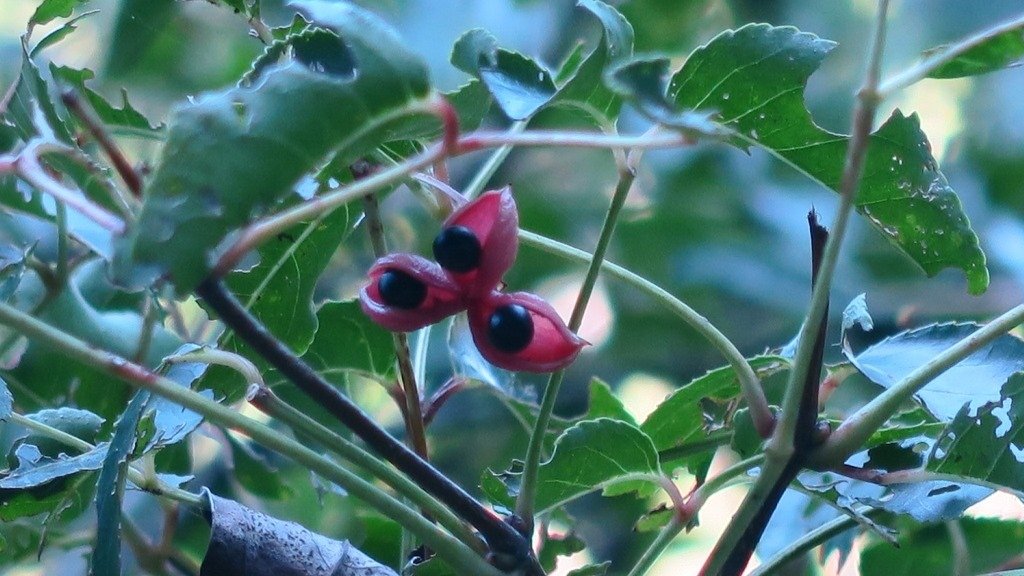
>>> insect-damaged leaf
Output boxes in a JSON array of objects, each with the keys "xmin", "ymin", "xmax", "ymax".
[
  {"xmin": 610, "ymin": 24, "xmax": 989, "ymax": 294},
  {"xmin": 845, "ymin": 322, "xmax": 1024, "ymax": 421},
  {"xmin": 199, "ymin": 492, "xmax": 397, "ymax": 576}
]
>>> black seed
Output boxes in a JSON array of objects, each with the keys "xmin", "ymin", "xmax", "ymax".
[
  {"xmin": 433, "ymin": 226, "xmax": 482, "ymax": 273},
  {"xmin": 377, "ymin": 269, "xmax": 426, "ymax": 310},
  {"xmin": 488, "ymin": 304, "xmax": 533, "ymax": 353}
]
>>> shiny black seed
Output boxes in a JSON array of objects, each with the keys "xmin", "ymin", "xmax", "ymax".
[
  {"xmin": 433, "ymin": 226, "xmax": 482, "ymax": 273},
  {"xmin": 488, "ymin": 304, "xmax": 533, "ymax": 353},
  {"xmin": 377, "ymin": 269, "xmax": 426, "ymax": 310}
]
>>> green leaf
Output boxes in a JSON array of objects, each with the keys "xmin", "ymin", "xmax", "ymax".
[
  {"xmin": 566, "ymin": 563, "xmax": 610, "ymax": 576},
  {"xmin": 845, "ymin": 322, "xmax": 1024, "ymax": 420},
  {"xmin": 141, "ymin": 348, "xmax": 209, "ymax": 453},
  {"xmin": 927, "ymin": 373, "xmax": 1024, "ymax": 497},
  {"xmin": 17, "ymin": 408, "xmax": 105, "ymax": 454},
  {"xmin": 30, "ymin": 11, "xmax": 99, "ymax": 57},
  {"xmin": 615, "ymin": 24, "xmax": 988, "ymax": 293},
  {"xmin": 604, "ymin": 57, "xmax": 736, "ymax": 137},
  {"xmin": 0, "ymin": 443, "xmax": 107, "ymax": 489},
  {"xmin": 226, "ymin": 207, "xmax": 354, "ymax": 354},
  {"xmin": 532, "ymin": 418, "xmax": 660, "ymax": 514},
  {"xmin": 925, "ymin": 28, "xmax": 1024, "ymax": 79},
  {"xmin": 553, "ymin": 0, "xmax": 634, "ymax": 119},
  {"xmin": 860, "ymin": 518, "xmax": 1024, "ymax": 576},
  {"xmin": 113, "ymin": 0, "xmax": 432, "ymax": 293},
  {"xmin": 8, "ymin": 261, "xmax": 181, "ymax": 421},
  {"xmin": 29, "ymin": 0, "xmax": 89, "ymax": 28},
  {"xmin": 537, "ymin": 529, "xmax": 586, "ymax": 572},
  {"xmin": 586, "ymin": 378, "xmax": 636, "ymax": 425},
  {"xmin": 50, "ymin": 65, "xmax": 160, "ymax": 132},
  {"xmin": 225, "ymin": 434, "xmax": 291, "ymax": 500},
  {"xmin": 91, "ymin": 391, "xmax": 149, "ymax": 576},
  {"xmin": 451, "ymin": 29, "xmax": 556, "ymax": 120},
  {"xmin": 266, "ymin": 300, "xmax": 393, "ymax": 435},
  {"xmin": 641, "ymin": 356, "xmax": 788, "ymax": 465}
]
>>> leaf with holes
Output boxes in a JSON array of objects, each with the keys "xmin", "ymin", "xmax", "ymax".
[
  {"xmin": 926, "ymin": 373, "xmax": 1024, "ymax": 497},
  {"xmin": 611, "ymin": 24, "xmax": 988, "ymax": 293},
  {"xmin": 844, "ymin": 322, "xmax": 1024, "ymax": 421}
]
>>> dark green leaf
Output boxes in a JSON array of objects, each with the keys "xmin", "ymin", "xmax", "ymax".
[
  {"xmin": 553, "ymin": 0, "xmax": 634, "ymax": 119},
  {"xmin": 266, "ymin": 300, "xmax": 394, "ymax": 434},
  {"xmin": 927, "ymin": 373, "xmax": 1024, "ymax": 496},
  {"xmin": 451, "ymin": 28, "xmax": 556, "ymax": 120},
  {"xmin": 586, "ymin": 378, "xmax": 636, "ymax": 425},
  {"xmin": 9, "ymin": 261, "xmax": 181, "ymax": 421},
  {"xmin": 566, "ymin": 563, "xmax": 610, "ymax": 576},
  {"xmin": 613, "ymin": 24, "xmax": 988, "ymax": 293},
  {"xmin": 860, "ymin": 518, "xmax": 1024, "ymax": 576},
  {"xmin": 19, "ymin": 407, "xmax": 105, "ymax": 453},
  {"xmin": 91, "ymin": 391, "xmax": 149, "ymax": 576},
  {"xmin": 730, "ymin": 407, "xmax": 769, "ymax": 459},
  {"xmin": 226, "ymin": 206, "xmax": 354, "ymax": 354},
  {"xmin": 444, "ymin": 80, "xmax": 492, "ymax": 133},
  {"xmin": 532, "ymin": 418, "xmax": 660, "ymax": 514},
  {"xmin": 225, "ymin": 433, "xmax": 291, "ymax": 499},
  {"xmin": 845, "ymin": 322, "xmax": 1024, "ymax": 420},
  {"xmin": 538, "ymin": 529, "xmax": 586, "ymax": 572},
  {"xmin": 29, "ymin": 0, "xmax": 89, "ymax": 28},
  {"xmin": 30, "ymin": 11, "xmax": 99, "ymax": 57},
  {"xmin": 605, "ymin": 57, "xmax": 727, "ymax": 137},
  {"xmin": 0, "ymin": 443, "xmax": 107, "ymax": 489},
  {"xmin": 50, "ymin": 65, "xmax": 160, "ymax": 131},
  {"xmin": 451, "ymin": 28, "xmax": 498, "ymax": 76},
  {"xmin": 925, "ymin": 28, "xmax": 1024, "ymax": 79},
  {"xmin": 113, "ymin": 0, "xmax": 432, "ymax": 292},
  {"xmin": 641, "ymin": 356, "xmax": 788, "ymax": 471},
  {"xmin": 0, "ymin": 243, "xmax": 25, "ymax": 303}
]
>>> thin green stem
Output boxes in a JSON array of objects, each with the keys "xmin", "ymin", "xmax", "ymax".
[
  {"xmin": 813, "ymin": 303, "xmax": 1024, "ymax": 465},
  {"xmin": 214, "ymin": 143, "xmax": 445, "ymax": 276},
  {"xmin": 516, "ymin": 162, "xmax": 636, "ymax": 523},
  {"xmin": 362, "ymin": 190, "xmax": 429, "ymax": 460},
  {"xmin": 164, "ymin": 347, "xmax": 265, "ymax": 387},
  {"xmin": 770, "ymin": 0, "xmax": 889, "ymax": 457},
  {"xmin": 681, "ymin": 455, "xmax": 764, "ymax": 522},
  {"xmin": 134, "ymin": 296, "xmax": 158, "ymax": 363},
  {"xmin": 0, "ymin": 303, "xmax": 501, "ymax": 576},
  {"xmin": 746, "ymin": 507, "xmax": 879, "ymax": 576},
  {"xmin": 463, "ymin": 120, "xmax": 527, "ymax": 199},
  {"xmin": 877, "ymin": 11, "xmax": 1024, "ymax": 98},
  {"xmin": 627, "ymin": 517, "xmax": 684, "ymax": 576},
  {"xmin": 55, "ymin": 200, "xmax": 69, "ymax": 284},
  {"xmin": 703, "ymin": 4, "xmax": 891, "ymax": 574},
  {"xmin": 7, "ymin": 412, "xmax": 203, "ymax": 507},
  {"xmin": 518, "ymin": 229, "xmax": 765, "ymax": 431},
  {"xmin": 247, "ymin": 386, "xmax": 481, "ymax": 552},
  {"xmin": 16, "ymin": 140, "xmax": 126, "ymax": 233},
  {"xmin": 459, "ymin": 129, "xmax": 687, "ymax": 155}
]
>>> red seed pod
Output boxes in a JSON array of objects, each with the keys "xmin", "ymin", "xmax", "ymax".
[
  {"xmin": 432, "ymin": 187, "xmax": 518, "ymax": 297},
  {"xmin": 467, "ymin": 291, "xmax": 586, "ymax": 373},
  {"xmin": 359, "ymin": 253, "xmax": 466, "ymax": 332}
]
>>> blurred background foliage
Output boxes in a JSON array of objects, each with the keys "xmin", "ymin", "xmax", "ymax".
[{"xmin": 2, "ymin": 0, "xmax": 1024, "ymax": 574}]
